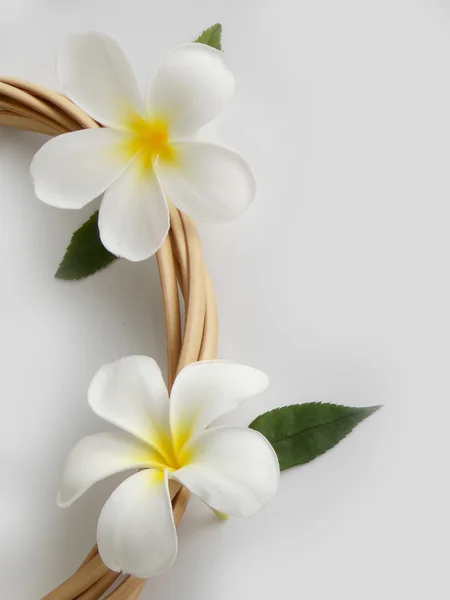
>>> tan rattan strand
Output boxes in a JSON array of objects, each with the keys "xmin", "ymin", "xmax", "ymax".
[{"xmin": 0, "ymin": 78, "xmax": 218, "ymax": 600}]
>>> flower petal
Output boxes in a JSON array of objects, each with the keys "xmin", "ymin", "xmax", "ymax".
[
  {"xmin": 58, "ymin": 31, "xmax": 144, "ymax": 128},
  {"xmin": 174, "ymin": 426, "xmax": 280, "ymax": 517},
  {"xmin": 156, "ymin": 141, "xmax": 255, "ymax": 223},
  {"xmin": 170, "ymin": 360, "xmax": 268, "ymax": 453},
  {"xmin": 147, "ymin": 43, "xmax": 235, "ymax": 138},
  {"xmin": 30, "ymin": 128, "xmax": 129, "ymax": 209},
  {"xmin": 57, "ymin": 431, "xmax": 166, "ymax": 508},
  {"xmin": 98, "ymin": 158, "xmax": 169, "ymax": 261},
  {"xmin": 97, "ymin": 469, "xmax": 177, "ymax": 577},
  {"xmin": 88, "ymin": 356, "xmax": 174, "ymax": 464}
]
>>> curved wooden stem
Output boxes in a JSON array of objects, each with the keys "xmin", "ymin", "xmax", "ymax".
[
  {"xmin": 156, "ymin": 234, "xmax": 182, "ymax": 391},
  {"xmin": 0, "ymin": 79, "xmax": 219, "ymax": 600}
]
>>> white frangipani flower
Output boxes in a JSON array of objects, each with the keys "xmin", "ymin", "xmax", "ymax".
[
  {"xmin": 58, "ymin": 357, "xmax": 279, "ymax": 578},
  {"xmin": 31, "ymin": 32, "xmax": 255, "ymax": 261}
]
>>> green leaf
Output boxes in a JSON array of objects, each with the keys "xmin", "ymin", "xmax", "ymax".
[
  {"xmin": 55, "ymin": 211, "xmax": 117, "ymax": 280},
  {"xmin": 194, "ymin": 23, "xmax": 222, "ymax": 50},
  {"xmin": 249, "ymin": 403, "xmax": 380, "ymax": 471}
]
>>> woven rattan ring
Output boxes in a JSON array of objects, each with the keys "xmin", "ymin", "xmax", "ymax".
[{"xmin": 0, "ymin": 77, "xmax": 216, "ymax": 600}]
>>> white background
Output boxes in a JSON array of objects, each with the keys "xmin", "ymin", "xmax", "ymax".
[{"xmin": 0, "ymin": 1, "xmax": 448, "ymax": 598}]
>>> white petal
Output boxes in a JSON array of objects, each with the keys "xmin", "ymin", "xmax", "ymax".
[
  {"xmin": 97, "ymin": 469, "xmax": 177, "ymax": 577},
  {"xmin": 174, "ymin": 427, "xmax": 279, "ymax": 517},
  {"xmin": 88, "ymin": 356, "xmax": 174, "ymax": 464},
  {"xmin": 30, "ymin": 128, "xmax": 129, "ymax": 209},
  {"xmin": 57, "ymin": 431, "xmax": 166, "ymax": 508},
  {"xmin": 58, "ymin": 31, "xmax": 144, "ymax": 128},
  {"xmin": 170, "ymin": 360, "xmax": 268, "ymax": 453},
  {"xmin": 156, "ymin": 142, "xmax": 255, "ymax": 223},
  {"xmin": 98, "ymin": 158, "xmax": 169, "ymax": 261},
  {"xmin": 147, "ymin": 43, "xmax": 234, "ymax": 138}
]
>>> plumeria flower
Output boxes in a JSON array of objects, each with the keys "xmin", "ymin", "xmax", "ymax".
[
  {"xmin": 30, "ymin": 32, "xmax": 255, "ymax": 261},
  {"xmin": 58, "ymin": 356, "xmax": 279, "ymax": 578}
]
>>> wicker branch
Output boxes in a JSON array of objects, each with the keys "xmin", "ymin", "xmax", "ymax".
[{"xmin": 0, "ymin": 77, "xmax": 218, "ymax": 600}]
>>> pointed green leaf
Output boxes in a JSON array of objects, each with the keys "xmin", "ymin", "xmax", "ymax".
[
  {"xmin": 194, "ymin": 23, "xmax": 223, "ymax": 50},
  {"xmin": 55, "ymin": 211, "xmax": 117, "ymax": 280},
  {"xmin": 250, "ymin": 403, "xmax": 380, "ymax": 471}
]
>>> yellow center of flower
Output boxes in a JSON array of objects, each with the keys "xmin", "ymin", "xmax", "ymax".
[
  {"xmin": 148, "ymin": 427, "xmax": 194, "ymax": 473},
  {"xmin": 122, "ymin": 114, "xmax": 176, "ymax": 172}
]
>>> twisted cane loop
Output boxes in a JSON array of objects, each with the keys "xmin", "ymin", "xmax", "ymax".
[{"xmin": 0, "ymin": 78, "xmax": 219, "ymax": 600}]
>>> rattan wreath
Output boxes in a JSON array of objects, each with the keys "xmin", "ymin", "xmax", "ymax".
[{"xmin": 0, "ymin": 77, "xmax": 215, "ymax": 600}]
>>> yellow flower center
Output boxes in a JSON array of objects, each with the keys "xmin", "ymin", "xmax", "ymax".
[
  {"xmin": 149, "ymin": 427, "xmax": 194, "ymax": 473},
  {"xmin": 122, "ymin": 114, "xmax": 176, "ymax": 173}
]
